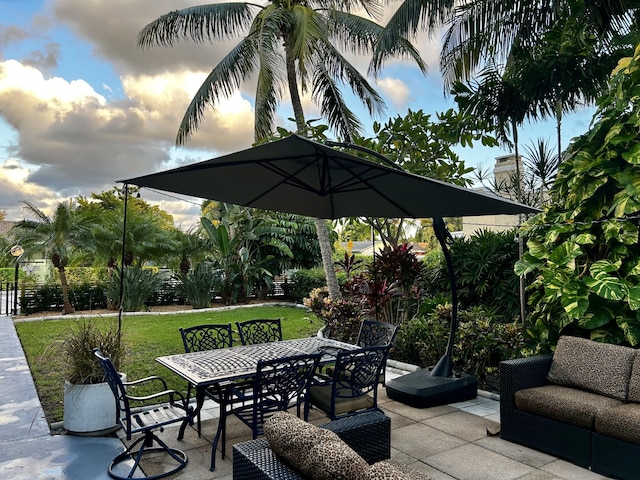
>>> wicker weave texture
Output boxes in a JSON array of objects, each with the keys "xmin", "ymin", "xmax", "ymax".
[{"xmin": 232, "ymin": 411, "xmax": 390, "ymax": 480}]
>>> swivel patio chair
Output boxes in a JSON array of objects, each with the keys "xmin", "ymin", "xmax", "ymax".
[
  {"xmin": 210, "ymin": 352, "xmax": 321, "ymax": 470},
  {"xmin": 94, "ymin": 348, "xmax": 192, "ymax": 480},
  {"xmin": 236, "ymin": 318, "xmax": 283, "ymax": 345},
  {"xmin": 179, "ymin": 323, "xmax": 234, "ymax": 435},
  {"xmin": 310, "ymin": 345, "xmax": 390, "ymax": 420}
]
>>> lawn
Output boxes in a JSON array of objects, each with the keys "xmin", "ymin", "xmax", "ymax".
[{"xmin": 15, "ymin": 305, "xmax": 323, "ymax": 426}]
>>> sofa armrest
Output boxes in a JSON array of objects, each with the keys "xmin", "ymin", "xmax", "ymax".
[{"xmin": 500, "ymin": 354, "xmax": 552, "ymax": 412}]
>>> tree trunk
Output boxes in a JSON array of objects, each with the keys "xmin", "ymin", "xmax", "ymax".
[
  {"xmin": 58, "ymin": 266, "xmax": 75, "ymax": 314},
  {"xmin": 285, "ymin": 38, "xmax": 342, "ymax": 300},
  {"xmin": 556, "ymin": 97, "xmax": 563, "ymax": 162},
  {"xmin": 314, "ymin": 218, "xmax": 342, "ymax": 300}
]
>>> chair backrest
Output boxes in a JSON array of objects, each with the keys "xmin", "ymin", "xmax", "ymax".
[
  {"xmin": 331, "ymin": 345, "xmax": 390, "ymax": 414},
  {"xmin": 357, "ymin": 319, "xmax": 399, "ymax": 348},
  {"xmin": 179, "ymin": 324, "xmax": 233, "ymax": 352},
  {"xmin": 236, "ymin": 319, "xmax": 283, "ymax": 345},
  {"xmin": 93, "ymin": 348, "xmax": 129, "ymax": 427},
  {"xmin": 250, "ymin": 353, "xmax": 321, "ymax": 434}
]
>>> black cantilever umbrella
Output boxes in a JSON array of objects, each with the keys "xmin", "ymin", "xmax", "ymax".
[
  {"xmin": 121, "ymin": 134, "xmax": 538, "ymax": 380},
  {"xmin": 122, "ymin": 134, "xmax": 537, "ymax": 220}
]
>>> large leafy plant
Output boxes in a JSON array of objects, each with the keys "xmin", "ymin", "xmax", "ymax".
[{"xmin": 515, "ymin": 45, "xmax": 640, "ymax": 348}]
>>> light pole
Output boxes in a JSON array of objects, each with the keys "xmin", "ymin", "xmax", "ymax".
[{"xmin": 10, "ymin": 245, "xmax": 24, "ymax": 315}]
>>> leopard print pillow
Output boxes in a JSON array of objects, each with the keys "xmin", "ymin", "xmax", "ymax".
[
  {"xmin": 367, "ymin": 460, "xmax": 433, "ymax": 479},
  {"xmin": 301, "ymin": 437, "xmax": 369, "ymax": 480},
  {"xmin": 264, "ymin": 411, "xmax": 369, "ymax": 480}
]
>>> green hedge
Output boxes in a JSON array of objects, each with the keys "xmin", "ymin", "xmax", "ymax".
[{"xmin": 289, "ymin": 269, "xmax": 327, "ymax": 303}]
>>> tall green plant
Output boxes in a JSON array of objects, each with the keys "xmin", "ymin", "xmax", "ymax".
[
  {"xmin": 106, "ymin": 266, "xmax": 162, "ymax": 312},
  {"xmin": 515, "ymin": 45, "xmax": 640, "ymax": 348},
  {"xmin": 175, "ymin": 262, "xmax": 219, "ymax": 309},
  {"xmin": 449, "ymin": 229, "xmax": 521, "ymax": 321}
]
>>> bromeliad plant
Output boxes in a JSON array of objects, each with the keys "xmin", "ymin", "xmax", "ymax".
[{"xmin": 515, "ymin": 45, "xmax": 640, "ymax": 349}]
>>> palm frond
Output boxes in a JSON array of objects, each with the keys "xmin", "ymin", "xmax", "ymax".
[
  {"xmin": 311, "ymin": 62, "xmax": 362, "ymax": 141},
  {"xmin": 137, "ymin": 3, "xmax": 257, "ymax": 48},
  {"xmin": 319, "ymin": 42, "xmax": 386, "ymax": 118},
  {"xmin": 176, "ymin": 36, "xmax": 259, "ymax": 145}
]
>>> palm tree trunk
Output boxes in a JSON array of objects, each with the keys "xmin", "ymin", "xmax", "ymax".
[
  {"xmin": 58, "ymin": 266, "xmax": 75, "ymax": 314},
  {"xmin": 556, "ymin": 97, "xmax": 563, "ymax": 162},
  {"xmin": 285, "ymin": 40, "xmax": 342, "ymax": 300}
]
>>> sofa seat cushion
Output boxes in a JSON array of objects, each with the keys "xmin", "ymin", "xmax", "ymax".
[
  {"xmin": 547, "ymin": 336, "xmax": 636, "ymax": 401},
  {"xmin": 595, "ymin": 403, "xmax": 640, "ymax": 445},
  {"xmin": 367, "ymin": 461, "xmax": 433, "ymax": 479},
  {"xmin": 310, "ymin": 383, "xmax": 374, "ymax": 416},
  {"xmin": 515, "ymin": 385, "xmax": 623, "ymax": 428},
  {"xmin": 264, "ymin": 411, "xmax": 369, "ymax": 480}
]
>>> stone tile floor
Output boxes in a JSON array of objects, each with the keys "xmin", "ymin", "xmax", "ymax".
[{"xmin": 0, "ymin": 315, "xmax": 611, "ymax": 479}]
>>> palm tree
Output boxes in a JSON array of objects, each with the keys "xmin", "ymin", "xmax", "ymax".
[
  {"xmin": 10, "ymin": 201, "xmax": 91, "ymax": 314},
  {"xmin": 378, "ymin": 0, "xmax": 636, "ymax": 127},
  {"xmin": 138, "ymin": 1, "xmax": 426, "ymax": 300}
]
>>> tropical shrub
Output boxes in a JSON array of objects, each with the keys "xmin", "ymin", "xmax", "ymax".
[
  {"xmin": 516, "ymin": 46, "xmax": 640, "ymax": 349},
  {"xmin": 450, "ymin": 229, "xmax": 520, "ymax": 321},
  {"xmin": 175, "ymin": 262, "xmax": 220, "ymax": 309},
  {"xmin": 106, "ymin": 266, "xmax": 163, "ymax": 312},
  {"xmin": 289, "ymin": 269, "xmax": 327, "ymax": 303},
  {"xmin": 303, "ymin": 286, "xmax": 364, "ymax": 343},
  {"xmin": 393, "ymin": 304, "xmax": 528, "ymax": 384}
]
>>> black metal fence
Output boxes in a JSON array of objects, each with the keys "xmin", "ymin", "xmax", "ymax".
[
  {"xmin": 1, "ymin": 281, "xmax": 18, "ymax": 316},
  {"xmin": 7, "ymin": 279, "xmax": 290, "ymax": 316}
]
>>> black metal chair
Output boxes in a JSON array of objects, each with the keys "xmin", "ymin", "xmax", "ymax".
[
  {"xmin": 179, "ymin": 324, "xmax": 234, "ymax": 435},
  {"xmin": 357, "ymin": 319, "xmax": 400, "ymax": 348},
  {"xmin": 93, "ymin": 348, "xmax": 192, "ymax": 480},
  {"xmin": 310, "ymin": 345, "xmax": 390, "ymax": 420},
  {"xmin": 210, "ymin": 352, "xmax": 321, "ymax": 470},
  {"xmin": 236, "ymin": 318, "xmax": 283, "ymax": 345},
  {"xmin": 357, "ymin": 319, "xmax": 399, "ymax": 386},
  {"xmin": 324, "ymin": 319, "xmax": 399, "ymax": 384}
]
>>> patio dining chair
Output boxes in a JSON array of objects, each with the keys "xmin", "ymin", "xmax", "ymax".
[
  {"xmin": 235, "ymin": 318, "xmax": 283, "ymax": 345},
  {"xmin": 324, "ymin": 319, "xmax": 399, "ymax": 385},
  {"xmin": 179, "ymin": 323, "xmax": 235, "ymax": 435},
  {"xmin": 210, "ymin": 352, "xmax": 321, "ymax": 470},
  {"xmin": 357, "ymin": 319, "xmax": 399, "ymax": 348},
  {"xmin": 93, "ymin": 348, "xmax": 192, "ymax": 480},
  {"xmin": 310, "ymin": 345, "xmax": 390, "ymax": 420}
]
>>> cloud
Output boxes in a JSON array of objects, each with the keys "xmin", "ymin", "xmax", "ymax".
[{"xmin": 376, "ymin": 77, "xmax": 411, "ymax": 109}]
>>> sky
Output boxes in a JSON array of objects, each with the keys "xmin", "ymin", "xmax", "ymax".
[{"xmin": 0, "ymin": 0, "xmax": 597, "ymax": 228}]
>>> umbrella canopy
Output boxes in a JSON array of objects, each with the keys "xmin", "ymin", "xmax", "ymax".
[{"xmin": 121, "ymin": 134, "xmax": 538, "ymax": 219}]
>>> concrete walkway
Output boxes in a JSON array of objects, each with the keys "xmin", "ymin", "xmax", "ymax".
[{"xmin": 0, "ymin": 314, "xmax": 611, "ymax": 479}]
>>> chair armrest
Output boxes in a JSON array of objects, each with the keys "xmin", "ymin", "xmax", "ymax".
[
  {"xmin": 500, "ymin": 354, "xmax": 553, "ymax": 406},
  {"xmin": 126, "ymin": 388, "xmax": 188, "ymax": 407},
  {"xmin": 123, "ymin": 375, "xmax": 169, "ymax": 390}
]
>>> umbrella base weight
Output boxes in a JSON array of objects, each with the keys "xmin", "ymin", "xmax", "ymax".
[{"xmin": 385, "ymin": 369, "xmax": 478, "ymax": 408}]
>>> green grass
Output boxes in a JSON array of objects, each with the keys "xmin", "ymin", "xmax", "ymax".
[{"xmin": 15, "ymin": 305, "xmax": 323, "ymax": 426}]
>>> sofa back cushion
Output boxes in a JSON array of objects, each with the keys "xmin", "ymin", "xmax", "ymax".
[{"xmin": 547, "ymin": 336, "xmax": 636, "ymax": 401}]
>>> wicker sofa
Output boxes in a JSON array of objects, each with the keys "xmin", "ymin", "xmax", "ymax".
[
  {"xmin": 233, "ymin": 411, "xmax": 430, "ymax": 480},
  {"xmin": 500, "ymin": 335, "xmax": 640, "ymax": 480}
]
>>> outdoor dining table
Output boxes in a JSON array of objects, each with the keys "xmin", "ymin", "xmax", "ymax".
[{"xmin": 156, "ymin": 336, "xmax": 358, "ymax": 470}]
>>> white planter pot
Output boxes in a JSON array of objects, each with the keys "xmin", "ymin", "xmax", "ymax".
[
  {"xmin": 63, "ymin": 373, "xmax": 125, "ymax": 435},
  {"xmin": 317, "ymin": 325, "xmax": 327, "ymax": 339}
]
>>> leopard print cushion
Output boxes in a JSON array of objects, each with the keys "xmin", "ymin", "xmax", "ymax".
[
  {"xmin": 547, "ymin": 336, "xmax": 636, "ymax": 401},
  {"xmin": 367, "ymin": 460, "xmax": 433, "ymax": 479},
  {"xmin": 264, "ymin": 411, "xmax": 368, "ymax": 480}
]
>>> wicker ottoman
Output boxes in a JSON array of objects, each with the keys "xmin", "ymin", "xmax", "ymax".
[{"xmin": 233, "ymin": 411, "xmax": 391, "ymax": 480}]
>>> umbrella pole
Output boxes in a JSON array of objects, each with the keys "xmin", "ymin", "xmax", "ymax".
[
  {"xmin": 117, "ymin": 185, "xmax": 129, "ymax": 337},
  {"xmin": 430, "ymin": 217, "xmax": 457, "ymax": 378}
]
